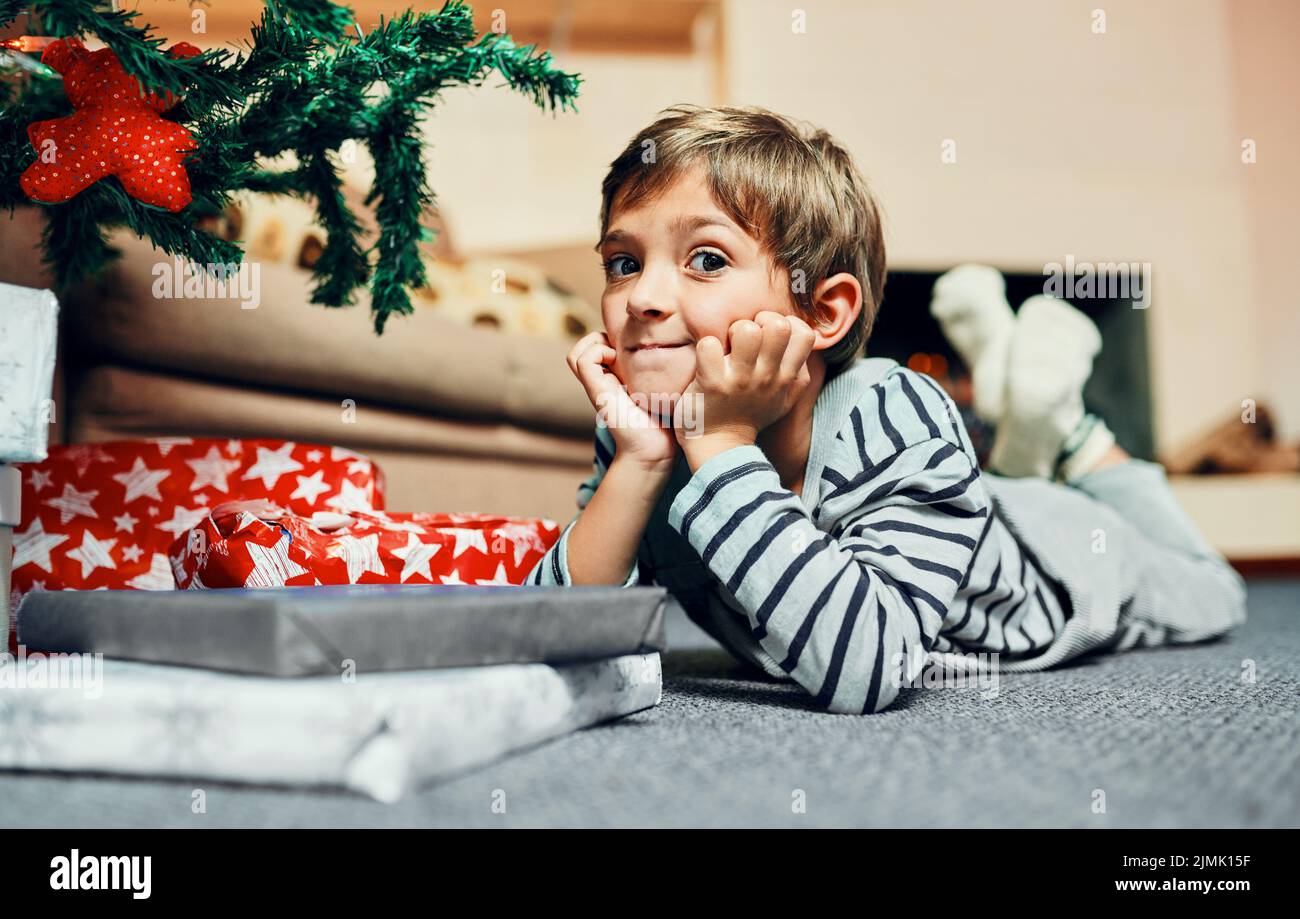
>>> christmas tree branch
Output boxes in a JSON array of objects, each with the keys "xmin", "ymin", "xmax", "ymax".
[
  {"xmin": 363, "ymin": 79, "xmax": 432, "ymax": 332},
  {"xmin": 0, "ymin": 0, "xmax": 26, "ymax": 30},
  {"xmin": 1, "ymin": 0, "xmax": 583, "ymax": 335},
  {"xmin": 33, "ymin": 0, "xmax": 237, "ymax": 106},
  {"xmin": 268, "ymin": 0, "xmax": 355, "ymax": 44},
  {"xmin": 299, "ymin": 149, "xmax": 369, "ymax": 308},
  {"xmin": 40, "ymin": 186, "xmax": 115, "ymax": 286}
]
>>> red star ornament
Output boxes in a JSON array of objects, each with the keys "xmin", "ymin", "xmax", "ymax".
[{"xmin": 20, "ymin": 37, "xmax": 202, "ymax": 212}]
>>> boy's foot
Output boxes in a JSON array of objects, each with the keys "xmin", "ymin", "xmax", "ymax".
[
  {"xmin": 930, "ymin": 264, "xmax": 1015, "ymax": 423},
  {"xmin": 1057, "ymin": 412, "xmax": 1119, "ymax": 482},
  {"xmin": 988, "ymin": 295, "xmax": 1104, "ymax": 479}
]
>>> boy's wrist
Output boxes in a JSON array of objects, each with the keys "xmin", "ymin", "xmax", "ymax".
[
  {"xmin": 681, "ymin": 432, "xmax": 756, "ymax": 472},
  {"xmin": 608, "ymin": 454, "xmax": 677, "ymax": 491},
  {"xmin": 612, "ymin": 450, "xmax": 676, "ymax": 472}
]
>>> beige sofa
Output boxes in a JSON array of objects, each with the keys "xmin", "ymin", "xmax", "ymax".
[{"xmin": 3, "ymin": 207, "xmax": 602, "ymax": 524}]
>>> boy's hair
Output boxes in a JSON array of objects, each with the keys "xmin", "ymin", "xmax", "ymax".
[{"xmin": 597, "ymin": 104, "xmax": 887, "ymax": 377}]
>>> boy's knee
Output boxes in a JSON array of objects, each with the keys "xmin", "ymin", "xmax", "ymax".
[
  {"xmin": 1167, "ymin": 559, "xmax": 1248, "ymax": 642},
  {"xmin": 1219, "ymin": 564, "xmax": 1249, "ymax": 629}
]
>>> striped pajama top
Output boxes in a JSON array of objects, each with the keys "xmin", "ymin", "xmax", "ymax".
[{"xmin": 526, "ymin": 357, "xmax": 1071, "ymax": 714}]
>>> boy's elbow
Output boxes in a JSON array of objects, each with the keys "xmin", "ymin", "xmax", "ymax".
[
  {"xmin": 812, "ymin": 682, "xmax": 900, "ymax": 715},
  {"xmin": 862, "ymin": 681, "xmax": 903, "ymax": 714},
  {"xmin": 815, "ymin": 694, "xmax": 895, "ymax": 716},
  {"xmin": 802, "ymin": 658, "xmax": 903, "ymax": 715},
  {"xmin": 1224, "ymin": 566, "xmax": 1249, "ymax": 629}
]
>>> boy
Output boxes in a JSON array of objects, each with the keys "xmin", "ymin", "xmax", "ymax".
[{"xmin": 526, "ymin": 104, "xmax": 1246, "ymax": 714}]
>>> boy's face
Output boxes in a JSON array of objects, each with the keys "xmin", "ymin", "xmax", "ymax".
[{"xmin": 598, "ymin": 164, "xmax": 803, "ymax": 411}]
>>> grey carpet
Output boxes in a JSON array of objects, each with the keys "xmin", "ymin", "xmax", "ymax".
[{"xmin": 2, "ymin": 579, "xmax": 1297, "ymax": 828}]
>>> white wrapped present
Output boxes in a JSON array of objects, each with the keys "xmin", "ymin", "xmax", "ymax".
[
  {"xmin": 0, "ymin": 282, "xmax": 59, "ymax": 463},
  {"xmin": 0, "ymin": 650, "xmax": 662, "ymax": 802}
]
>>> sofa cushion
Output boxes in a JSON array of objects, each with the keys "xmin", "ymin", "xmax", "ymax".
[
  {"xmin": 68, "ymin": 364, "xmax": 593, "ymax": 465},
  {"xmin": 67, "ymin": 364, "xmax": 595, "ymax": 520},
  {"xmin": 65, "ymin": 232, "xmax": 596, "ymax": 435}
]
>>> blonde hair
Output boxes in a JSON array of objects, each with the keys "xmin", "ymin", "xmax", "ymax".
[{"xmin": 597, "ymin": 104, "xmax": 887, "ymax": 377}]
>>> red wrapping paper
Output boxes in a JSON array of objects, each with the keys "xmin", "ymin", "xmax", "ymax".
[
  {"xmin": 8, "ymin": 438, "xmax": 386, "ymax": 650},
  {"xmin": 167, "ymin": 502, "xmax": 561, "ymax": 589}
]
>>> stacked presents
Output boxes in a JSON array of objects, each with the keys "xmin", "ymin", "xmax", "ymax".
[{"xmin": 0, "ymin": 284, "xmax": 664, "ymax": 802}]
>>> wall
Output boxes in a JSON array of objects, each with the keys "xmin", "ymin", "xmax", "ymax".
[
  {"xmin": 722, "ymin": 0, "xmax": 1289, "ymax": 452},
  {"xmin": 429, "ymin": 0, "xmax": 1295, "ymax": 453},
  {"xmin": 1226, "ymin": 0, "xmax": 1300, "ymax": 443}
]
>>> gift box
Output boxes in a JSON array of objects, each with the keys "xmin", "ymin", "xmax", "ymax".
[
  {"xmin": 7, "ymin": 438, "xmax": 386, "ymax": 650},
  {"xmin": 0, "ymin": 283, "xmax": 59, "ymax": 463},
  {"xmin": 0, "ymin": 650, "xmax": 662, "ymax": 802},
  {"xmin": 18, "ymin": 583, "xmax": 668, "ymax": 675},
  {"xmin": 166, "ymin": 503, "xmax": 558, "ymax": 589},
  {"xmin": 1, "ymin": 283, "xmax": 61, "ymax": 660}
]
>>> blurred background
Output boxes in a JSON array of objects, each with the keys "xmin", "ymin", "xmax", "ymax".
[{"xmin": 2, "ymin": 0, "xmax": 1297, "ymax": 567}]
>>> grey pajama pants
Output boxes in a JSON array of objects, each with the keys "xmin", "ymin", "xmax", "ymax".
[{"xmin": 1067, "ymin": 458, "xmax": 1248, "ymax": 651}]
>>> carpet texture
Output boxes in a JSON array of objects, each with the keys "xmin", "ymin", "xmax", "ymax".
[{"xmin": 1, "ymin": 579, "xmax": 1296, "ymax": 828}]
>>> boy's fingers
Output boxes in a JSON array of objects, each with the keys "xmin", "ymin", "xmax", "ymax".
[
  {"xmin": 694, "ymin": 335, "xmax": 726, "ymax": 387},
  {"xmin": 727, "ymin": 319, "xmax": 762, "ymax": 371},
  {"xmin": 779, "ymin": 314, "xmax": 818, "ymax": 380},
  {"xmin": 567, "ymin": 329, "xmax": 605, "ymax": 361},
  {"xmin": 567, "ymin": 330, "xmax": 609, "ymax": 372},
  {"xmin": 754, "ymin": 312, "xmax": 792, "ymax": 376},
  {"xmin": 575, "ymin": 342, "xmax": 618, "ymax": 394}
]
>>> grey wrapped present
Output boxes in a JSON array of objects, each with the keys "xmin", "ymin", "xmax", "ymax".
[{"xmin": 17, "ymin": 584, "xmax": 668, "ymax": 676}]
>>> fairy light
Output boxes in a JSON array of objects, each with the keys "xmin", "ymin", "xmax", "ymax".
[
  {"xmin": 0, "ymin": 35, "xmax": 56, "ymax": 53},
  {"xmin": 0, "ymin": 36, "xmax": 57, "ymax": 77}
]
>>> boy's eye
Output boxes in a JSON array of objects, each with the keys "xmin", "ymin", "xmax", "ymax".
[
  {"xmin": 603, "ymin": 255, "xmax": 639, "ymax": 278},
  {"xmin": 689, "ymin": 250, "xmax": 728, "ymax": 273}
]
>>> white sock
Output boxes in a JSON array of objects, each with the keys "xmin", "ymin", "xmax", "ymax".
[
  {"xmin": 930, "ymin": 264, "xmax": 1015, "ymax": 422},
  {"xmin": 1057, "ymin": 414, "xmax": 1117, "ymax": 484},
  {"xmin": 989, "ymin": 295, "xmax": 1102, "ymax": 478}
]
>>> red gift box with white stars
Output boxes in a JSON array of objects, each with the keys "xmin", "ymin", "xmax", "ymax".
[
  {"xmin": 7, "ymin": 438, "xmax": 386, "ymax": 650},
  {"xmin": 166, "ymin": 504, "xmax": 560, "ymax": 591}
]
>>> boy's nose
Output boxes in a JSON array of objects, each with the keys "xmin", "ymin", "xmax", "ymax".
[{"xmin": 626, "ymin": 266, "xmax": 677, "ymax": 320}]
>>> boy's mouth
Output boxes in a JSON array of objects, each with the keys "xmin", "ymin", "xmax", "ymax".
[{"xmin": 627, "ymin": 340, "xmax": 691, "ymax": 352}]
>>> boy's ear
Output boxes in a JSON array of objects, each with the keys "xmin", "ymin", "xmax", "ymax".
[{"xmin": 807, "ymin": 272, "xmax": 863, "ymax": 352}]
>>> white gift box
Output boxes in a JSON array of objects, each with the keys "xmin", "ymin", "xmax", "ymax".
[
  {"xmin": 0, "ymin": 282, "xmax": 59, "ymax": 463},
  {"xmin": 0, "ymin": 651, "xmax": 662, "ymax": 802}
]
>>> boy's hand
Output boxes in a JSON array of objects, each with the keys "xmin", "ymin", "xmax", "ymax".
[
  {"xmin": 567, "ymin": 330, "xmax": 679, "ymax": 471},
  {"xmin": 674, "ymin": 311, "xmax": 816, "ymax": 469}
]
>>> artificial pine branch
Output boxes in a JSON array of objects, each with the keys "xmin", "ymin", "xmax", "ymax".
[
  {"xmin": 365, "ymin": 80, "xmax": 432, "ymax": 331},
  {"xmin": 300, "ymin": 148, "xmax": 369, "ymax": 308},
  {"xmin": 0, "ymin": 0, "xmax": 583, "ymax": 334},
  {"xmin": 0, "ymin": 0, "xmax": 29, "ymax": 29},
  {"xmin": 35, "ymin": 0, "xmax": 237, "ymax": 105},
  {"xmin": 269, "ymin": 0, "xmax": 353, "ymax": 44}
]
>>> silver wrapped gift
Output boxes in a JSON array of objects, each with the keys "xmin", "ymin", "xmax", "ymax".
[{"xmin": 18, "ymin": 583, "xmax": 669, "ymax": 675}]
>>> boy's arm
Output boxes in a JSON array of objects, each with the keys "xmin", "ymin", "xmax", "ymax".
[
  {"xmin": 668, "ymin": 410, "xmax": 988, "ymax": 714},
  {"xmin": 525, "ymin": 421, "xmax": 673, "ymax": 586}
]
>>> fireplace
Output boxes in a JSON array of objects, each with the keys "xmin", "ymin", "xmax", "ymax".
[{"xmin": 868, "ymin": 269, "xmax": 1155, "ymax": 467}]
